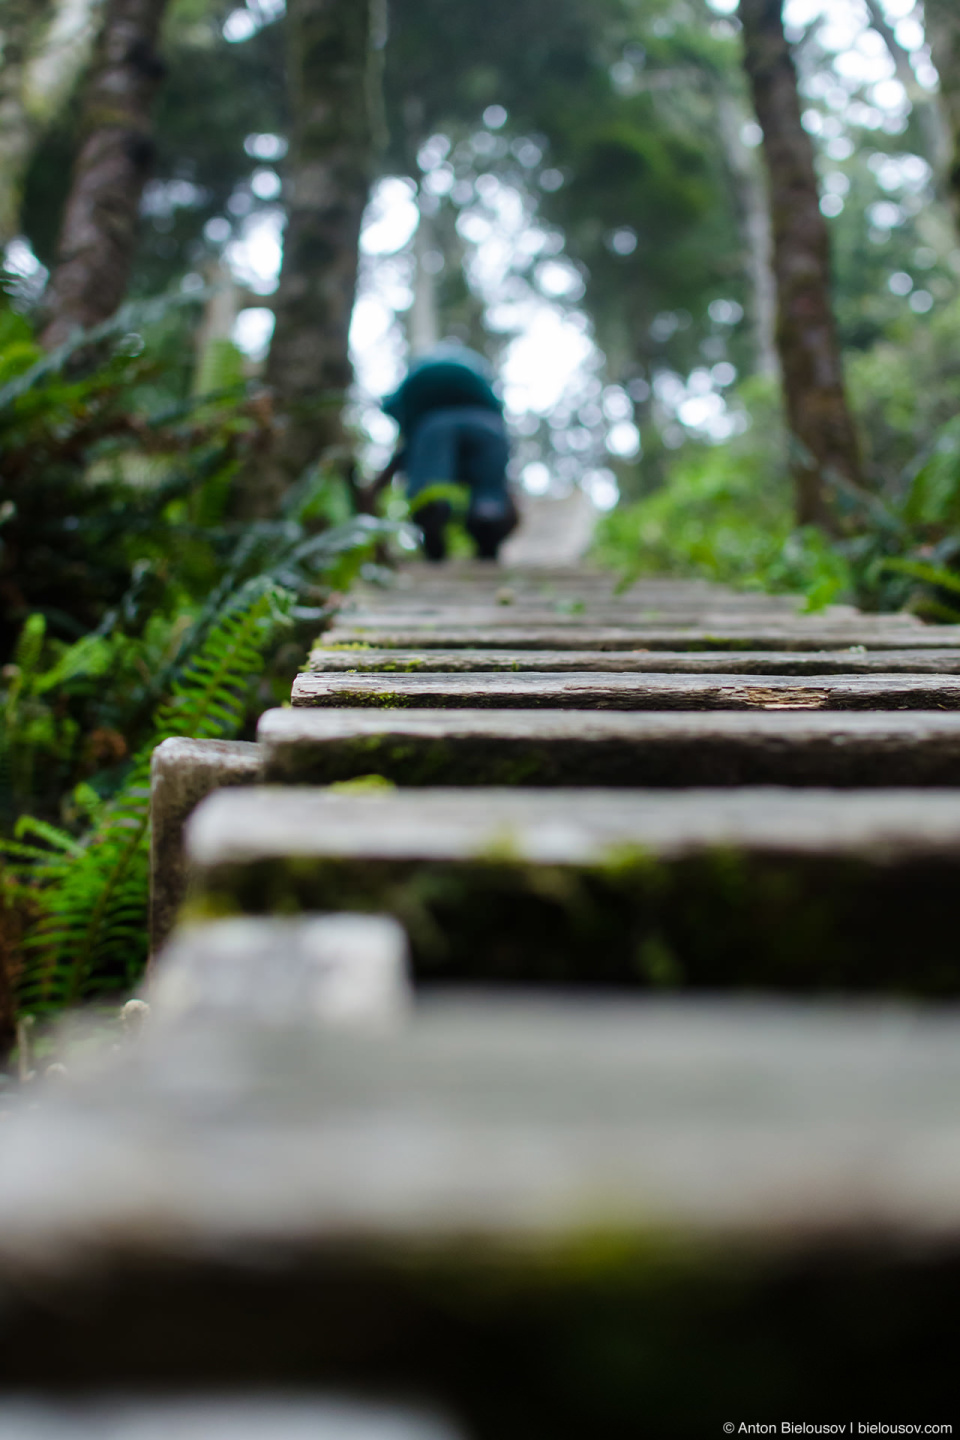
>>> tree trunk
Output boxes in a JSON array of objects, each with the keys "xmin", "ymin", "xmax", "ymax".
[
  {"xmin": 39, "ymin": 0, "xmax": 168, "ymax": 349},
  {"xmin": 254, "ymin": 0, "xmax": 375, "ymax": 515},
  {"xmin": 925, "ymin": 0, "xmax": 960, "ymax": 223},
  {"xmin": 1, "ymin": 0, "xmax": 106, "ymax": 246},
  {"xmin": 0, "ymin": 0, "xmax": 45, "ymax": 247},
  {"xmin": 715, "ymin": 89, "xmax": 779, "ymax": 381},
  {"xmin": 410, "ymin": 204, "xmax": 440, "ymax": 354},
  {"xmin": 739, "ymin": 0, "xmax": 863, "ymax": 530}
]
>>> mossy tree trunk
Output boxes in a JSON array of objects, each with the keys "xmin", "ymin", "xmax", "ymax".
[
  {"xmin": 40, "ymin": 0, "xmax": 168, "ymax": 350},
  {"xmin": 0, "ymin": 0, "xmax": 105, "ymax": 248},
  {"xmin": 925, "ymin": 0, "xmax": 960, "ymax": 223},
  {"xmin": 252, "ymin": 0, "xmax": 375, "ymax": 517},
  {"xmin": 739, "ymin": 0, "xmax": 863, "ymax": 530},
  {"xmin": 715, "ymin": 88, "xmax": 778, "ymax": 381},
  {"xmin": 0, "ymin": 0, "xmax": 44, "ymax": 247}
]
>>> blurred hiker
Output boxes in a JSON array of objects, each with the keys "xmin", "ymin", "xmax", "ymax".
[{"xmin": 373, "ymin": 344, "xmax": 519, "ymax": 561}]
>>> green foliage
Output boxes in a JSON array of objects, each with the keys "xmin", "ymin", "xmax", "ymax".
[
  {"xmin": 594, "ymin": 377, "xmax": 847, "ymax": 609},
  {"xmin": 5, "ymin": 578, "xmax": 293, "ymax": 1010},
  {"xmin": 594, "ymin": 361, "xmax": 960, "ymax": 620},
  {"xmin": 0, "ymin": 297, "xmax": 399, "ymax": 1024},
  {"xmin": 594, "ymin": 456, "xmax": 852, "ymax": 611},
  {"xmin": 845, "ymin": 298, "xmax": 960, "ymax": 499}
]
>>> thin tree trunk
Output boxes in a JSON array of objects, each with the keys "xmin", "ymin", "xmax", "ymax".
[
  {"xmin": 254, "ymin": 0, "xmax": 374, "ymax": 515},
  {"xmin": 0, "ymin": 0, "xmax": 121, "ymax": 250},
  {"xmin": 715, "ymin": 89, "xmax": 779, "ymax": 381},
  {"xmin": 739, "ymin": 0, "xmax": 863, "ymax": 530},
  {"xmin": 410, "ymin": 204, "xmax": 439, "ymax": 354},
  {"xmin": 925, "ymin": 0, "xmax": 960, "ymax": 223},
  {"xmin": 0, "ymin": 0, "xmax": 45, "ymax": 246},
  {"xmin": 39, "ymin": 0, "xmax": 168, "ymax": 349}
]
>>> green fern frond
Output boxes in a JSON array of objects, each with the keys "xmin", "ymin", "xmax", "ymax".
[
  {"xmin": 12, "ymin": 613, "xmax": 46, "ymax": 683},
  {"xmin": 18, "ymin": 578, "xmax": 295, "ymax": 1011},
  {"xmin": 14, "ymin": 816, "xmax": 83, "ymax": 855}
]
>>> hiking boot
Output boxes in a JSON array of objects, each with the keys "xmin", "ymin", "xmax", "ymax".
[
  {"xmin": 466, "ymin": 494, "xmax": 519, "ymax": 560},
  {"xmin": 415, "ymin": 500, "xmax": 451, "ymax": 562}
]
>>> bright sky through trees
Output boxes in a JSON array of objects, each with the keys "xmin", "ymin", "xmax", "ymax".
[
  {"xmin": 6, "ymin": 0, "xmax": 938, "ymax": 511},
  {"xmin": 7, "ymin": 0, "xmax": 935, "ymax": 511}
]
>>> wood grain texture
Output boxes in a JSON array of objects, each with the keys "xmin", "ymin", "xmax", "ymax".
[
  {"xmin": 293, "ymin": 669, "xmax": 960, "ymax": 711},
  {"xmin": 258, "ymin": 705, "xmax": 960, "ymax": 788},
  {"xmin": 322, "ymin": 625, "xmax": 960, "ymax": 652},
  {"xmin": 309, "ymin": 646, "xmax": 960, "ymax": 675}
]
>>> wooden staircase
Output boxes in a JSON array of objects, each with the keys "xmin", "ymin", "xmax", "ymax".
[{"xmin": 2, "ymin": 563, "xmax": 960, "ymax": 1436}]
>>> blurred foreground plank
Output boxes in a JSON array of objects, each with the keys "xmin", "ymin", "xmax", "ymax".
[
  {"xmin": 0, "ymin": 1397, "xmax": 462, "ymax": 1440},
  {"xmin": 0, "ymin": 976, "xmax": 959, "ymax": 1426}
]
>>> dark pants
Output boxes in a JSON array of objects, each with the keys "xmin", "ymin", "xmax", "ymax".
[{"xmin": 405, "ymin": 406, "xmax": 517, "ymax": 559}]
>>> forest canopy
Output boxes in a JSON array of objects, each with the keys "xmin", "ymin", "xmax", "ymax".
[{"xmin": 5, "ymin": 0, "xmax": 960, "ymax": 584}]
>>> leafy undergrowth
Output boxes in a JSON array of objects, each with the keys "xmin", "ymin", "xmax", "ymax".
[
  {"xmin": 0, "ymin": 286, "xmax": 401, "ymax": 1045},
  {"xmin": 595, "ymin": 371, "xmax": 960, "ymax": 621}
]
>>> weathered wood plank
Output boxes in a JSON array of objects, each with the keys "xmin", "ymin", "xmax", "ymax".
[
  {"xmin": 0, "ymin": 1398, "xmax": 460, "ymax": 1440},
  {"xmin": 184, "ymin": 785, "xmax": 960, "ymax": 991},
  {"xmin": 1, "ymin": 993, "xmax": 958, "ymax": 1415},
  {"xmin": 322, "ymin": 624, "xmax": 960, "ymax": 651},
  {"xmin": 151, "ymin": 915, "xmax": 411, "ymax": 1027},
  {"xmin": 309, "ymin": 646, "xmax": 960, "ymax": 675},
  {"xmin": 336, "ymin": 606, "xmax": 935, "ymax": 631},
  {"xmin": 349, "ymin": 569, "xmax": 830, "ymax": 612},
  {"xmin": 6, "ymin": 993, "xmax": 960, "ymax": 1243},
  {"xmin": 342, "ymin": 598, "xmax": 812, "ymax": 621},
  {"xmin": 189, "ymin": 784, "xmax": 960, "ymax": 865},
  {"xmin": 293, "ymin": 670, "xmax": 960, "ymax": 710},
  {"xmin": 258, "ymin": 706, "xmax": 960, "ymax": 788},
  {"xmin": 149, "ymin": 738, "xmax": 261, "ymax": 958}
]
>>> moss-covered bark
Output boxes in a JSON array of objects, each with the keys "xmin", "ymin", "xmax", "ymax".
[
  {"xmin": 739, "ymin": 0, "xmax": 863, "ymax": 530},
  {"xmin": 40, "ymin": 0, "xmax": 168, "ymax": 349},
  {"xmin": 252, "ymin": 0, "xmax": 374, "ymax": 515}
]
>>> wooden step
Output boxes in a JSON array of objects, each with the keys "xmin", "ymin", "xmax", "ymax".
[
  {"xmin": 340, "ymin": 602, "xmax": 821, "ymax": 625},
  {"xmin": 150, "ymin": 915, "xmax": 411, "ymax": 1027},
  {"xmin": 352, "ymin": 566, "xmax": 778, "ymax": 598},
  {"xmin": 323, "ymin": 623, "xmax": 960, "ymax": 651},
  {"xmin": 150, "ymin": 738, "xmax": 261, "ymax": 956},
  {"xmin": 309, "ymin": 645, "xmax": 960, "ymax": 675},
  {"xmin": 258, "ymin": 707, "xmax": 960, "ymax": 788},
  {"xmin": 184, "ymin": 785, "xmax": 960, "ymax": 990},
  {"xmin": 1, "ymin": 986, "xmax": 958, "ymax": 1420},
  {"xmin": 293, "ymin": 669, "xmax": 960, "ymax": 711},
  {"xmin": 345, "ymin": 579, "xmax": 845, "ymax": 614},
  {"xmin": 0, "ymin": 1398, "xmax": 461, "ymax": 1440}
]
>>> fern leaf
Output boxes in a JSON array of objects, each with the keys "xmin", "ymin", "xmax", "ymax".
[{"xmin": 18, "ymin": 579, "xmax": 294, "ymax": 1009}]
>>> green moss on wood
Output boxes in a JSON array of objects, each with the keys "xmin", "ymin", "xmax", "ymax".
[{"xmin": 189, "ymin": 846, "xmax": 960, "ymax": 996}]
